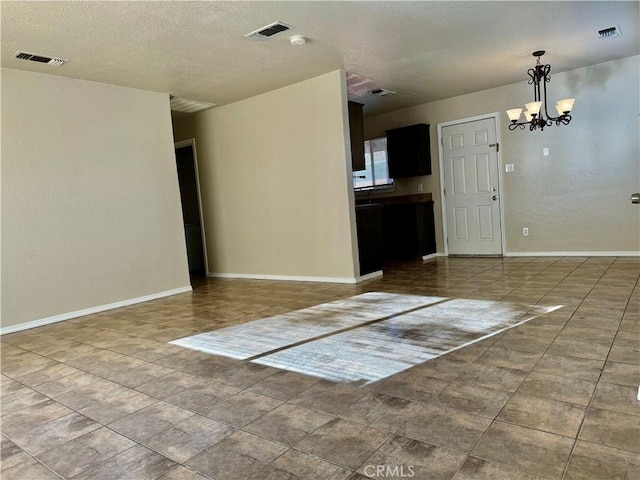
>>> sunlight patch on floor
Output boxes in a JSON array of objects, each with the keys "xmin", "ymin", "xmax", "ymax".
[
  {"xmin": 171, "ymin": 293, "xmax": 561, "ymax": 384},
  {"xmin": 170, "ymin": 292, "xmax": 444, "ymax": 359},
  {"xmin": 254, "ymin": 299, "xmax": 560, "ymax": 384}
]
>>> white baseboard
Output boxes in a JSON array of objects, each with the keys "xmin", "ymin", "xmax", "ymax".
[
  {"xmin": 505, "ymin": 251, "xmax": 640, "ymax": 257},
  {"xmin": 356, "ymin": 270, "xmax": 383, "ymax": 283},
  {"xmin": 0, "ymin": 286, "xmax": 193, "ymax": 335},
  {"xmin": 208, "ymin": 272, "xmax": 363, "ymax": 284},
  {"xmin": 422, "ymin": 253, "xmax": 444, "ymax": 261}
]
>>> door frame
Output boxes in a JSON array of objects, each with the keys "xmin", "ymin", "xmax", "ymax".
[
  {"xmin": 437, "ymin": 112, "xmax": 506, "ymax": 256},
  {"xmin": 175, "ymin": 138, "xmax": 210, "ymax": 275}
]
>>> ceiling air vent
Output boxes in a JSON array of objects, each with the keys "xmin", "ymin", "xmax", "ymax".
[
  {"xmin": 597, "ymin": 25, "xmax": 621, "ymax": 39},
  {"xmin": 14, "ymin": 51, "xmax": 67, "ymax": 66},
  {"xmin": 245, "ymin": 21, "xmax": 293, "ymax": 40},
  {"xmin": 170, "ymin": 96, "xmax": 216, "ymax": 113},
  {"xmin": 370, "ymin": 88, "xmax": 396, "ymax": 97}
]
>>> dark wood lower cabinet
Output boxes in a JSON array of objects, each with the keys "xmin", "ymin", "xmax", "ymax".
[
  {"xmin": 356, "ymin": 199, "xmax": 436, "ymax": 273},
  {"xmin": 383, "ymin": 201, "xmax": 436, "ymax": 261},
  {"xmin": 355, "ymin": 204, "xmax": 384, "ymax": 275},
  {"xmin": 415, "ymin": 201, "xmax": 437, "ymax": 257}
]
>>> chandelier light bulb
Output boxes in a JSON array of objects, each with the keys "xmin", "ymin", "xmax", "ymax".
[
  {"xmin": 556, "ymin": 98, "xmax": 575, "ymax": 114},
  {"xmin": 506, "ymin": 108, "xmax": 523, "ymax": 122},
  {"xmin": 525, "ymin": 101, "xmax": 542, "ymax": 116}
]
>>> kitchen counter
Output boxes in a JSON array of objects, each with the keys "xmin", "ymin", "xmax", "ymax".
[{"xmin": 355, "ymin": 193, "xmax": 432, "ymax": 206}]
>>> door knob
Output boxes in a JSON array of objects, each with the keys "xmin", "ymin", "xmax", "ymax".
[
  {"xmin": 492, "ymin": 195, "xmax": 497, "ymax": 201},
  {"xmin": 632, "ymin": 193, "xmax": 640, "ymax": 204}
]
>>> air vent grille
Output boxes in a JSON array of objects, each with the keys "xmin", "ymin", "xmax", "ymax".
[
  {"xmin": 170, "ymin": 96, "xmax": 216, "ymax": 113},
  {"xmin": 370, "ymin": 88, "xmax": 396, "ymax": 97},
  {"xmin": 245, "ymin": 21, "xmax": 293, "ymax": 40},
  {"xmin": 597, "ymin": 25, "xmax": 621, "ymax": 38},
  {"xmin": 14, "ymin": 51, "xmax": 67, "ymax": 66}
]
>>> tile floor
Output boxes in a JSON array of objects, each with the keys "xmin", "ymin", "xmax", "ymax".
[{"xmin": 1, "ymin": 257, "xmax": 639, "ymax": 479}]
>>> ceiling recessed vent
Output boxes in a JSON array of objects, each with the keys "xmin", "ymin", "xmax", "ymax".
[
  {"xmin": 170, "ymin": 96, "xmax": 216, "ymax": 113},
  {"xmin": 370, "ymin": 88, "xmax": 396, "ymax": 97},
  {"xmin": 14, "ymin": 51, "xmax": 67, "ymax": 66},
  {"xmin": 245, "ymin": 21, "xmax": 293, "ymax": 40},
  {"xmin": 597, "ymin": 25, "xmax": 621, "ymax": 39}
]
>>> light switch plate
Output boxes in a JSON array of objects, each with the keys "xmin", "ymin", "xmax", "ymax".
[
  {"xmin": 505, "ymin": 163, "xmax": 515, "ymax": 172},
  {"xmin": 543, "ymin": 147, "xmax": 549, "ymax": 157}
]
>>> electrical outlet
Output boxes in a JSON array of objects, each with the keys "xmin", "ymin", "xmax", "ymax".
[
  {"xmin": 523, "ymin": 227, "xmax": 529, "ymax": 236},
  {"xmin": 417, "ymin": 183, "xmax": 423, "ymax": 192},
  {"xmin": 505, "ymin": 164, "xmax": 515, "ymax": 172}
]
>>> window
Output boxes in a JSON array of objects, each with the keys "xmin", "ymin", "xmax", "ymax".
[{"xmin": 353, "ymin": 137, "xmax": 393, "ymax": 190}]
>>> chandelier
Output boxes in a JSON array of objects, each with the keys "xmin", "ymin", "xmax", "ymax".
[{"xmin": 506, "ymin": 51, "xmax": 575, "ymax": 131}]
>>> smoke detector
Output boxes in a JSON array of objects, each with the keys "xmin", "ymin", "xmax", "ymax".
[
  {"xmin": 14, "ymin": 51, "xmax": 67, "ymax": 66},
  {"xmin": 289, "ymin": 35, "xmax": 306, "ymax": 46},
  {"xmin": 597, "ymin": 25, "xmax": 622, "ymax": 39},
  {"xmin": 245, "ymin": 21, "xmax": 293, "ymax": 40}
]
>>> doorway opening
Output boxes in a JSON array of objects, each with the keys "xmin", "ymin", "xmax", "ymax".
[
  {"xmin": 437, "ymin": 113, "xmax": 506, "ymax": 256},
  {"xmin": 175, "ymin": 139, "xmax": 208, "ymax": 281}
]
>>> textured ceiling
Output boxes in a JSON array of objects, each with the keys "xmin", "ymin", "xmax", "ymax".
[{"xmin": 2, "ymin": 1, "xmax": 638, "ymax": 116}]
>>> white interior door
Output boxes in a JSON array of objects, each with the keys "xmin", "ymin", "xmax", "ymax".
[{"xmin": 442, "ymin": 117, "xmax": 502, "ymax": 255}]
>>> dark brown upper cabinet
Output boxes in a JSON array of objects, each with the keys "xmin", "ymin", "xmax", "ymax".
[
  {"xmin": 385, "ymin": 123, "xmax": 431, "ymax": 177},
  {"xmin": 348, "ymin": 101, "xmax": 365, "ymax": 171}
]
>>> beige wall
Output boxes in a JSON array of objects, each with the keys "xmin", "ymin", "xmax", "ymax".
[
  {"xmin": 1, "ymin": 69, "xmax": 191, "ymax": 330},
  {"xmin": 365, "ymin": 56, "xmax": 640, "ymax": 254},
  {"xmin": 172, "ymin": 112, "xmax": 196, "ymax": 143},
  {"xmin": 193, "ymin": 70, "xmax": 359, "ymax": 280}
]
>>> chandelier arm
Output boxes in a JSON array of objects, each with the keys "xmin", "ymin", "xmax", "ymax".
[
  {"xmin": 534, "ymin": 67, "xmax": 542, "ymax": 102},
  {"xmin": 541, "ymin": 64, "xmax": 553, "ymax": 120}
]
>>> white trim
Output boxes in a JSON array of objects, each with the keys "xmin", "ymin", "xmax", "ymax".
[
  {"xmin": 356, "ymin": 270, "xmax": 383, "ymax": 283},
  {"xmin": 208, "ymin": 272, "xmax": 363, "ymax": 284},
  {"xmin": 437, "ymin": 124, "xmax": 448, "ymax": 256},
  {"xmin": 495, "ymin": 116, "xmax": 507, "ymax": 255},
  {"xmin": 174, "ymin": 139, "xmax": 194, "ymax": 148},
  {"xmin": 437, "ymin": 113, "xmax": 506, "ymax": 257},
  {"xmin": 505, "ymin": 251, "xmax": 640, "ymax": 257},
  {"xmin": 422, "ymin": 253, "xmax": 444, "ymax": 261},
  {"xmin": 175, "ymin": 139, "xmax": 209, "ymax": 276},
  {"xmin": 0, "ymin": 286, "xmax": 193, "ymax": 335}
]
